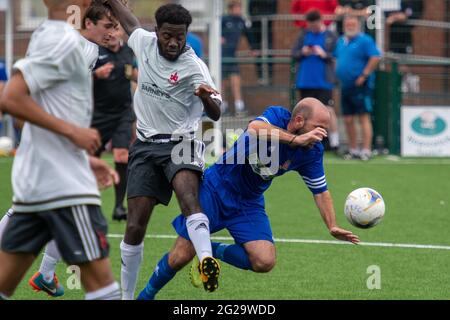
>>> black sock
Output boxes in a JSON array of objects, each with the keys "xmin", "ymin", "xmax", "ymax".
[{"xmin": 114, "ymin": 162, "xmax": 128, "ymax": 209}]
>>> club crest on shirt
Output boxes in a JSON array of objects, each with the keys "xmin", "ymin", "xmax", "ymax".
[{"xmin": 168, "ymin": 72, "xmax": 180, "ymax": 85}]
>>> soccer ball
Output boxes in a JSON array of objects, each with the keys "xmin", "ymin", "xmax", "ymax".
[
  {"xmin": 0, "ymin": 136, "xmax": 14, "ymax": 156},
  {"xmin": 344, "ymin": 188, "xmax": 385, "ymax": 229}
]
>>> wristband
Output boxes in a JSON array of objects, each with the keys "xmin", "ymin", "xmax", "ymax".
[{"xmin": 288, "ymin": 135, "xmax": 297, "ymax": 145}]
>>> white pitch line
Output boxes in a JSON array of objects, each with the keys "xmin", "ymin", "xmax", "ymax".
[{"xmin": 107, "ymin": 234, "xmax": 450, "ymax": 251}]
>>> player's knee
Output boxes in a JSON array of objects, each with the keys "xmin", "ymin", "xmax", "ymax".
[
  {"xmin": 124, "ymin": 223, "xmax": 146, "ymax": 245},
  {"xmin": 250, "ymin": 255, "xmax": 276, "ymax": 273}
]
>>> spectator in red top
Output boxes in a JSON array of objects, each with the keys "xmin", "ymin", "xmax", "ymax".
[{"xmin": 291, "ymin": 0, "xmax": 339, "ymax": 28}]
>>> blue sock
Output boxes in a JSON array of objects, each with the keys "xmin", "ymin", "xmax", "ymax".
[
  {"xmin": 212, "ymin": 242, "xmax": 252, "ymax": 270},
  {"xmin": 137, "ymin": 253, "xmax": 176, "ymax": 300}
]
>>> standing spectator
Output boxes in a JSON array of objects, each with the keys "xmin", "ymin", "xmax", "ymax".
[
  {"xmin": 222, "ymin": 0, "xmax": 256, "ymax": 117},
  {"xmin": 335, "ymin": 15, "xmax": 381, "ymax": 160},
  {"xmin": 187, "ymin": 32, "xmax": 204, "ymax": 59},
  {"xmin": 335, "ymin": 0, "xmax": 373, "ymax": 35},
  {"xmin": 383, "ymin": 0, "xmax": 423, "ymax": 54},
  {"xmin": 383, "ymin": 0, "xmax": 423, "ymax": 93},
  {"xmin": 0, "ymin": 60, "xmax": 7, "ymax": 135},
  {"xmin": 291, "ymin": 0, "xmax": 338, "ymax": 29},
  {"xmin": 292, "ymin": 10, "xmax": 340, "ymax": 151},
  {"xmin": 248, "ymin": 0, "xmax": 277, "ymax": 85}
]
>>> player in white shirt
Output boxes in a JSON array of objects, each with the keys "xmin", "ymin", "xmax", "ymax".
[
  {"xmin": 23, "ymin": 2, "xmax": 119, "ymax": 298},
  {"xmin": 0, "ymin": 0, "xmax": 120, "ymax": 300},
  {"xmin": 105, "ymin": 0, "xmax": 223, "ymax": 299}
]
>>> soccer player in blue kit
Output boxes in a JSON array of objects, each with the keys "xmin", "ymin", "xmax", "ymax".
[{"xmin": 137, "ymin": 98, "xmax": 360, "ymax": 299}]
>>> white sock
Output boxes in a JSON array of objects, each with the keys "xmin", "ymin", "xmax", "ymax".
[
  {"xmin": 39, "ymin": 240, "xmax": 61, "ymax": 282},
  {"xmin": 85, "ymin": 282, "xmax": 121, "ymax": 300},
  {"xmin": 329, "ymin": 131, "xmax": 340, "ymax": 148},
  {"xmin": 0, "ymin": 209, "xmax": 13, "ymax": 243},
  {"xmin": 235, "ymin": 100, "xmax": 245, "ymax": 112},
  {"xmin": 120, "ymin": 240, "xmax": 144, "ymax": 300},
  {"xmin": 361, "ymin": 148, "xmax": 372, "ymax": 156},
  {"xmin": 186, "ymin": 213, "xmax": 212, "ymax": 261}
]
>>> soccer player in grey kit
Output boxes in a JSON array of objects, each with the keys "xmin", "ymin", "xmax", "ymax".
[{"xmin": 104, "ymin": 0, "xmax": 223, "ymax": 299}]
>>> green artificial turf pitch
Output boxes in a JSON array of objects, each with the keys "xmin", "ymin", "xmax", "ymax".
[{"xmin": 0, "ymin": 154, "xmax": 449, "ymax": 300}]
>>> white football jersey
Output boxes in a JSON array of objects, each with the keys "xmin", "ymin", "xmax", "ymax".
[
  {"xmin": 81, "ymin": 36, "xmax": 100, "ymax": 73},
  {"xmin": 128, "ymin": 28, "xmax": 221, "ymax": 140},
  {"xmin": 12, "ymin": 20, "xmax": 100, "ymax": 212}
]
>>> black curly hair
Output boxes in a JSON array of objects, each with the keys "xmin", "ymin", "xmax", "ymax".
[{"xmin": 155, "ymin": 4, "xmax": 192, "ymax": 30}]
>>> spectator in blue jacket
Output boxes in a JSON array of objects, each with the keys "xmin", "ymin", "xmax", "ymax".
[{"xmin": 292, "ymin": 10, "xmax": 340, "ymax": 152}]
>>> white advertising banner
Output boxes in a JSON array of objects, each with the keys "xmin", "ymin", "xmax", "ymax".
[
  {"xmin": 402, "ymin": 106, "xmax": 450, "ymax": 157},
  {"xmin": 0, "ymin": 0, "xmax": 8, "ymax": 11}
]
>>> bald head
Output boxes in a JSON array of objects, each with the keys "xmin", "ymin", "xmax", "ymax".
[
  {"xmin": 288, "ymin": 98, "xmax": 331, "ymax": 139},
  {"xmin": 292, "ymin": 98, "xmax": 330, "ymax": 122}
]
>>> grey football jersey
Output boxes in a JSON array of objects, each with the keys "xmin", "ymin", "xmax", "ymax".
[{"xmin": 128, "ymin": 28, "xmax": 221, "ymax": 140}]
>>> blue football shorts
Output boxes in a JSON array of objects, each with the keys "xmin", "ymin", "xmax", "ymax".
[{"xmin": 172, "ymin": 177, "xmax": 274, "ymax": 245}]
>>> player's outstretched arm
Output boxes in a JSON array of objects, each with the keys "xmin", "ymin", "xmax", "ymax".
[
  {"xmin": 103, "ymin": 0, "xmax": 140, "ymax": 36},
  {"xmin": 314, "ymin": 191, "xmax": 360, "ymax": 244},
  {"xmin": 0, "ymin": 70, "xmax": 101, "ymax": 155},
  {"xmin": 248, "ymin": 120, "xmax": 327, "ymax": 146},
  {"xmin": 248, "ymin": 120, "xmax": 298, "ymax": 143}
]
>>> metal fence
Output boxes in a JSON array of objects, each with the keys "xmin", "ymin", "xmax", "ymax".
[{"xmin": 1, "ymin": 0, "xmax": 449, "ymax": 150}]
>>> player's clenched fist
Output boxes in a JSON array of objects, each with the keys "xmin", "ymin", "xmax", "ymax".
[
  {"xmin": 95, "ymin": 62, "xmax": 115, "ymax": 79},
  {"xmin": 194, "ymin": 84, "xmax": 220, "ymax": 99},
  {"xmin": 68, "ymin": 127, "xmax": 101, "ymax": 155},
  {"xmin": 293, "ymin": 127, "xmax": 328, "ymax": 148}
]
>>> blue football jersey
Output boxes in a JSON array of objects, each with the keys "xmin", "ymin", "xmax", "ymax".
[{"xmin": 208, "ymin": 106, "xmax": 328, "ymax": 199}]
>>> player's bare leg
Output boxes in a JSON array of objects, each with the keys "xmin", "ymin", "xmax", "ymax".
[
  {"xmin": 0, "ymin": 252, "xmax": 36, "ymax": 298},
  {"xmin": 79, "ymin": 258, "xmax": 116, "ymax": 291},
  {"xmin": 243, "ymin": 240, "xmax": 276, "ymax": 273},
  {"xmin": 167, "ymin": 236, "xmax": 197, "ymax": 270},
  {"xmin": 197, "ymin": 240, "xmax": 275, "ymax": 277},
  {"xmin": 172, "ymin": 169, "xmax": 220, "ymax": 292},
  {"xmin": 121, "ymin": 196, "xmax": 157, "ymax": 299}
]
